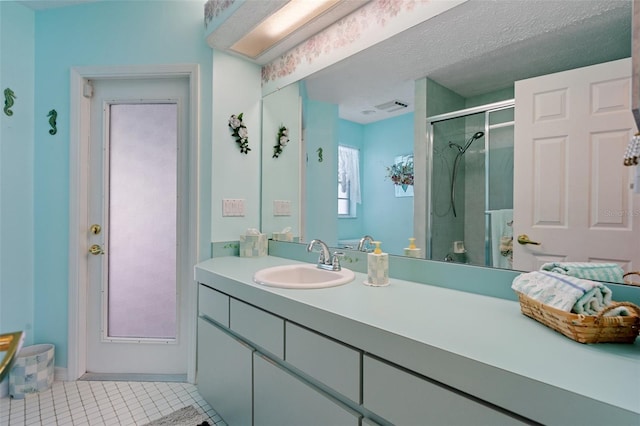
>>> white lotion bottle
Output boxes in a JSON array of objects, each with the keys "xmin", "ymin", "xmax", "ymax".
[{"xmin": 365, "ymin": 241, "xmax": 389, "ymax": 287}]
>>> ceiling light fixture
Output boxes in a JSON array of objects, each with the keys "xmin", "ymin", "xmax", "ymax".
[{"xmin": 230, "ymin": 0, "xmax": 342, "ymax": 59}]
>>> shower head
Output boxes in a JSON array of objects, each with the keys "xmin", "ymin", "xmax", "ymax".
[
  {"xmin": 458, "ymin": 131, "xmax": 485, "ymax": 153},
  {"xmin": 449, "ymin": 132, "xmax": 485, "ymax": 154}
]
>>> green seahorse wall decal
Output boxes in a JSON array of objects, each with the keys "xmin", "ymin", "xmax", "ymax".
[
  {"xmin": 4, "ymin": 88, "xmax": 16, "ymax": 116},
  {"xmin": 316, "ymin": 147, "xmax": 323, "ymax": 162},
  {"xmin": 48, "ymin": 109, "xmax": 57, "ymax": 135}
]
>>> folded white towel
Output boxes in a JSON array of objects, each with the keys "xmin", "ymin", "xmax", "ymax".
[
  {"xmin": 540, "ymin": 262, "xmax": 625, "ymax": 284},
  {"xmin": 511, "ymin": 271, "xmax": 629, "ymax": 316}
]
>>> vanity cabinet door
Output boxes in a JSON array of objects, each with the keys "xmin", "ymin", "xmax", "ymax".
[
  {"xmin": 363, "ymin": 355, "xmax": 526, "ymax": 426},
  {"xmin": 253, "ymin": 353, "xmax": 361, "ymax": 426},
  {"xmin": 197, "ymin": 318, "xmax": 253, "ymax": 426}
]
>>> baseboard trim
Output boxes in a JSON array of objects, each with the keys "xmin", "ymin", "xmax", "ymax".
[
  {"xmin": 55, "ymin": 367, "xmax": 68, "ymax": 382},
  {"xmin": 78, "ymin": 373, "xmax": 187, "ymax": 382}
]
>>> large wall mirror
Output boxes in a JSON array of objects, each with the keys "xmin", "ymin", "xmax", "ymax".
[{"xmin": 260, "ymin": 0, "xmax": 639, "ymax": 284}]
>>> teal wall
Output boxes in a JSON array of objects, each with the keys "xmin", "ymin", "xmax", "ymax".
[
  {"xmin": 337, "ymin": 119, "xmax": 365, "ymax": 241},
  {"xmin": 335, "ymin": 114, "xmax": 414, "ymax": 254},
  {"xmin": 465, "ymin": 87, "xmax": 514, "ymax": 108},
  {"xmin": 0, "ymin": 2, "xmax": 36, "ymax": 346},
  {"xmin": 303, "ymin": 95, "xmax": 338, "ymax": 245},
  {"xmin": 0, "ymin": 0, "xmax": 213, "ymax": 369},
  {"xmin": 362, "ymin": 113, "xmax": 414, "ymax": 255}
]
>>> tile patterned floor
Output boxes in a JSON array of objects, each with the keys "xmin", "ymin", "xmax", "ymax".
[{"xmin": 0, "ymin": 381, "xmax": 227, "ymax": 426}]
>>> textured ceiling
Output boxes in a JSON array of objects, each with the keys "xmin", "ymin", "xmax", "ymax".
[{"xmin": 304, "ymin": 0, "xmax": 632, "ymax": 123}]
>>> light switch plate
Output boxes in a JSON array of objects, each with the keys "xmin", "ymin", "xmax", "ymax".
[
  {"xmin": 273, "ymin": 200, "xmax": 291, "ymax": 216},
  {"xmin": 223, "ymin": 199, "xmax": 245, "ymax": 217}
]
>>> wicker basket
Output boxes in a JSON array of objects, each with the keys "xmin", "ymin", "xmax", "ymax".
[
  {"xmin": 515, "ymin": 292, "xmax": 640, "ymax": 344},
  {"xmin": 623, "ymin": 272, "xmax": 640, "ymax": 287}
]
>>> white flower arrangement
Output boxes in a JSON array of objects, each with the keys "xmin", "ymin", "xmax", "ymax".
[
  {"xmin": 272, "ymin": 125, "xmax": 289, "ymax": 158},
  {"xmin": 229, "ymin": 113, "xmax": 250, "ymax": 154}
]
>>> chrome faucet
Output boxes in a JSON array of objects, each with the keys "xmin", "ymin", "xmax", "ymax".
[
  {"xmin": 357, "ymin": 235, "xmax": 375, "ymax": 252},
  {"xmin": 307, "ymin": 239, "xmax": 343, "ymax": 271}
]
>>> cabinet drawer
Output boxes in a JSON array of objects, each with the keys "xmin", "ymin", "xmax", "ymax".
[
  {"xmin": 230, "ymin": 298, "xmax": 284, "ymax": 359},
  {"xmin": 363, "ymin": 355, "xmax": 525, "ymax": 425},
  {"xmin": 198, "ymin": 284, "xmax": 229, "ymax": 327},
  {"xmin": 285, "ymin": 322, "xmax": 361, "ymax": 403}
]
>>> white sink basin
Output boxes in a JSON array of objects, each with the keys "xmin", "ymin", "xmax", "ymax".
[{"xmin": 253, "ymin": 264, "xmax": 355, "ymax": 289}]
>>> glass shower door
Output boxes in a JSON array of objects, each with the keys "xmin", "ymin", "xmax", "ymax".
[{"xmin": 427, "ymin": 101, "xmax": 515, "ymax": 268}]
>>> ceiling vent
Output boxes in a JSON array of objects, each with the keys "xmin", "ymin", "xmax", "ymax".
[{"xmin": 375, "ymin": 100, "xmax": 409, "ymax": 112}]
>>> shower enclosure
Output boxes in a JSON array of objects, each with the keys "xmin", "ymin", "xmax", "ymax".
[{"xmin": 426, "ymin": 100, "xmax": 515, "ymax": 268}]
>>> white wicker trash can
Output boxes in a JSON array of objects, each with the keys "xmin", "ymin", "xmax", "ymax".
[{"xmin": 9, "ymin": 344, "xmax": 55, "ymax": 399}]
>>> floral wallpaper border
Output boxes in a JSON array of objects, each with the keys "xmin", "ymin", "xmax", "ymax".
[
  {"xmin": 204, "ymin": 0, "xmax": 236, "ymax": 29},
  {"xmin": 261, "ymin": 0, "xmax": 465, "ymax": 95}
]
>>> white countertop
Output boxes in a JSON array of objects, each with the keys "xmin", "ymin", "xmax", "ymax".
[{"xmin": 195, "ymin": 256, "xmax": 640, "ymax": 425}]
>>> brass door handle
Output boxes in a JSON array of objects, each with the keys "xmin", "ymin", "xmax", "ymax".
[
  {"xmin": 517, "ymin": 234, "xmax": 541, "ymax": 245},
  {"xmin": 89, "ymin": 244, "xmax": 104, "ymax": 255},
  {"xmin": 90, "ymin": 224, "xmax": 102, "ymax": 235}
]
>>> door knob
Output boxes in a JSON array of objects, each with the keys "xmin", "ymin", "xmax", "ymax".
[
  {"xmin": 89, "ymin": 244, "xmax": 104, "ymax": 255},
  {"xmin": 517, "ymin": 234, "xmax": 541, "ymax": 245},
  {"xmin": 90, "ymin": 224, "xmax": 102, "ymax": 235}
]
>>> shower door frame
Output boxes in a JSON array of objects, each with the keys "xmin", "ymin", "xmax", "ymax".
[{"xmin": 425, "ymin": 99, "xmax": 514, "ymax": 263}]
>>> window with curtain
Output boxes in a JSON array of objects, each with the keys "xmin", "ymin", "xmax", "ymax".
[{"xmin": 338, "ymin": 145, "xmax": 361, "ymax": 217}]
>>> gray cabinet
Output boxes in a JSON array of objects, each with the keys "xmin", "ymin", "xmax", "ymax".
[
  {"xmin": 196, "ymin": 282, "xmax": 526, "ymax": 426},
  {"xmin": 197, "ymin": 318, "xmax": 253, "ymax": 426},
  {"xmin": 253, "ymin": 353, "xmax": 361, "ymax": 426},
  {"xmin": 363, "ymin": 355, "xmax": 525, "ymax": 426}
]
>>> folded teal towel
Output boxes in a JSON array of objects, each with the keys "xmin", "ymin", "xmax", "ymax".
[
  {"xmin": 540, "ymin": 262, "xmax": 624, "ymax": 284},
  {"xmin": 511, "ymin": 271, "xmax": 630, "ymax": 316}
]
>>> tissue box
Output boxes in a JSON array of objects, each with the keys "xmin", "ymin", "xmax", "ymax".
[
  {"xmin": 240, "ymin": 233, "xmax": 267, "ymax": 257},
  {"xmin": 272, "ymin": 231, "xmax": 293, "ymax": 242},
  {"xmin": 404, "ymin": 248, "xmax": 422, "ymax": 258}
]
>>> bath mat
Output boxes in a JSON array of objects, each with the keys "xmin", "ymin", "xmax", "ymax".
[{"xmin": 144, "ymin": 405, "xmax": 209, "ymax": 426}]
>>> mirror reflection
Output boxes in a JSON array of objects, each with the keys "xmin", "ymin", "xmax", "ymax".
[{"xmin": 260, "ymin": 0, "xmax": 638, "ymax": 283}]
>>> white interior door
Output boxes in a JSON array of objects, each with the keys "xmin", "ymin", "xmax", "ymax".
[
  {"xmin": 86, "ymin": 77, "xmax": 190, "ymax": 374},
  {"xmin": 513, "ymin": 58, "xmax": 639, "ymax": 272}
]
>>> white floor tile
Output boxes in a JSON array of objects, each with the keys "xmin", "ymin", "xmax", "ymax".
[{"xmin": 1, "ymin": 380, "xmax": 222, "ymax": 425}]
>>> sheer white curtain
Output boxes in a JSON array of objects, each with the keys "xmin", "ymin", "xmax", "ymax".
[{"xmin": 338, "ymin": 145, "xmax": 361, "ymax": 207}]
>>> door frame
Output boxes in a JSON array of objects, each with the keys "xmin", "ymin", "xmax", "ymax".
[{"xmin": 68, "ymin": 64, "xmax": 201, "ymax": 382}]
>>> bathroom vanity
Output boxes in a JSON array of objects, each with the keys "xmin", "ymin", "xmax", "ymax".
[{"xmin": 195, "ymin": 256, "xmax": 639, "ymax": 426}]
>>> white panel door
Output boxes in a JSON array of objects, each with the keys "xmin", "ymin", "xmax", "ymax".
[
  {"xmin": 514, "ymin": 58, "xmax": 639, "ymax": 273},
  {"xmin": 86, "ymin": 77, "xmax": 190, "ymax": 374}
]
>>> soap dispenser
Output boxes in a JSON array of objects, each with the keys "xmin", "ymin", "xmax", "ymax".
[
  {"xmin": 365, "ymin": 241, "xmax": 389, "ymax": 287},
  {"xmin": 404, "ymin": 237, "xmax": 421, "ymax": 258}
]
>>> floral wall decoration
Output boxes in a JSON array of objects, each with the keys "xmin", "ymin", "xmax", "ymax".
[
  {"xmin": 386, "ymin": 154, "xmax": 414, "ymax": 197},
  {"xmin": 261, "ymin": 0, "xmax": 463, "ymax": 94},
  {"xmin": 229, "ymin": 113, "xmax": 250, "ymax": 154},
  {"xmin": 261, "ymin": 0, "xmax": 415, "ymax": 84},
  {"xmin": 272, "ymin": 125, "xmax": 289, "ymax": 158},
  {"xmin": 204, "ymin": 0, "xmax": 236, "ymax": 28}
]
